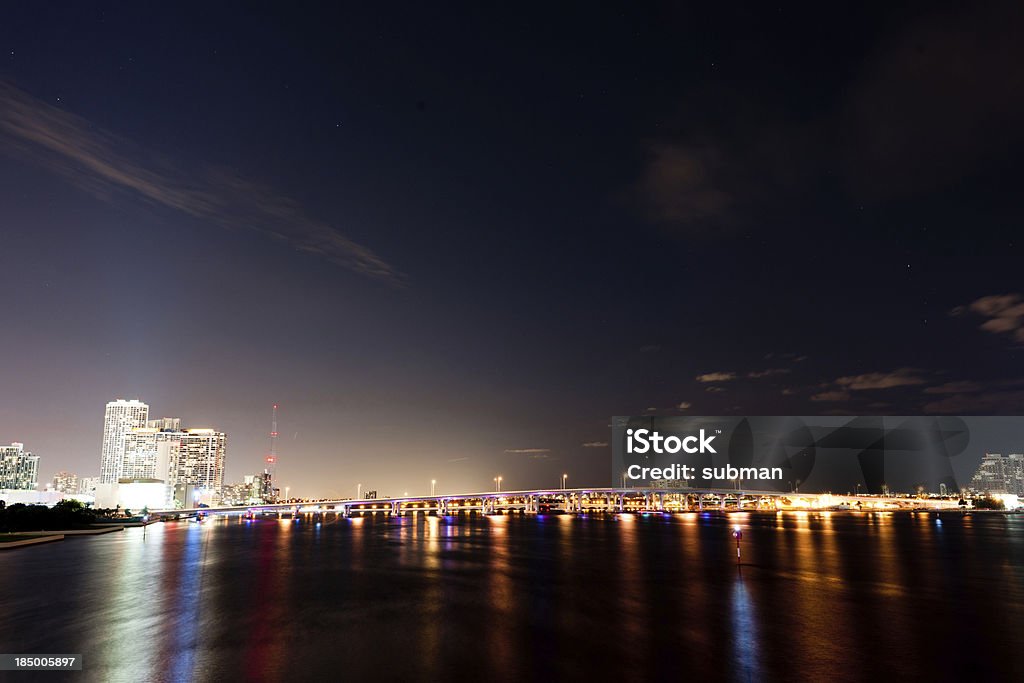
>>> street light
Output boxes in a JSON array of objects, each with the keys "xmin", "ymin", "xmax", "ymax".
[
  {"xmin": 285, "ymin": 486, "xmax": 290, "ymax": 502},
  {"xmin": 431, "ymin": 479, "xmax": 436, "ymax": 496},
  {"xmin": 562, "ymin": 473, "xmax": 568, "ymax": 490},
  {"xmin": 494, "ymin": 476, "xmax": 502, "ymax": 492}
]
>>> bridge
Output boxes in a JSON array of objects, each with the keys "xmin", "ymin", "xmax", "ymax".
[{"xmin": 152, "ymin": 486, "xmax": 950, "ymax": 519}]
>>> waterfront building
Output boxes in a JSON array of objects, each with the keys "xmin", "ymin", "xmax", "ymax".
[
  {"xmin": 221, "ymin": 471, "xmax": 276, "ymax": 505},
  {"xmin": 78, "ymin": 476, "xmax": 99, "ymax": 495},
  {"xmin": 969, "ymin": 453, "xmax": 1024, "ymax": 495},
  {"xmin": 0, "ymin": 442, "xmax": 39, "ymax": 490},
  {"xmin": 147, "ymin": 417, "xmax": 181, "ymax": 431},
  {"xmin": 52, "ymin": 470, "xmax": 79, "ymax": 493},
  {"xmin": 122, "ymin": 428, "xmax": 164, "ymax": 480},
  {"xmin": 100, "ymin": 399, "xmax": 149, "ymax": 483},
  {"xmin": 97, "ymin": 400, "xmax": 227, "ymax": 507},
  {"xmin": 168, "ymin": 429, "xmax": 227, "ymax": 505}
]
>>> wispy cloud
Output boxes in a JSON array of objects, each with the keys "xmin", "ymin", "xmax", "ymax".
[
  {"xmin": 835, "ymin": 368, "xmax": 926, "ymax": 390},
  {"xmin": 0, "ymin": 81, "xmax": 404, "ymax": 285},
  {"xmin": 696, "ymin": 371, "xmax": 736, "ymax": 383},
  {"xmin": 695, "ymin": 368, "xmax": 786, "ymax": 383},
  {"xmin": 924, "ymin": 390, "xmax": 1024, "ymax": 414},
  {"xmin": 951, "ymin": 293, "xmax": 1024, "ymax": 343},
  {"xmin": 446, "ymin": 457, "xmax": 470, "ymax": 463},
  {"xmin": 677, "ymin": 401, "xmax": 692, "ymax": 410},
  {"xmin": 747, "ymin": 368, "xmax": 790, "ymax": 378},
  {"xmin": 810, "ymin": 390, "xmax": 852, "ymax": 402},
  {"xmin": 634, "ymin": 142, "xmax": 733, "ymax": 228},
  {"xmin": 581, "ymin": 441, "xmax": 608, "ymax": 448},
  {"xmin": 504, "ymin": 448, "xmax": 550, "ymax": 454},
  {"xmin": 923, "ymin": 380, "xmax": 983, "ymax": 395}
]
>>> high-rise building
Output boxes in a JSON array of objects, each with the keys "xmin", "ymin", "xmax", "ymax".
[
  {"xmin": 1007, "ymin": 454, "xmax": 1024, "ymax": 495},
  {"xmin": 169, "ymin": 429, "xmax": 226, "ymax": 501},
  {"xmin": 100, "ymin": 399, "xmax": 149, "ymax": 483},
  {"xmin": 52, "ymin": 471, "xmax": 79, "ymax": 494},
  {"xmin": 147, "ymin": 417, "xmax": 181, "ymax": 431},
  {"xmin": 0, "ymin": 442, "xmax": 40, "ymax": 490},
  {"xmin": 122, "ymin": 428, "xmax": 166, "ymax": 481},
  {"xmin": 969, "ymin": 453, "xmax": 1024, "ymax": 495}
]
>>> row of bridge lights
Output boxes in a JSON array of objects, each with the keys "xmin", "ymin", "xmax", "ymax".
[{"xmin": 354, "ymin": 473, "xmax": 574, "ymax": 498}]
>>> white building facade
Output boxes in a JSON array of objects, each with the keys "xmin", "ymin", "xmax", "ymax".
[
  {"xmin": 0, "ymin": 442, "xmax": 40, "ymax": 490},
  {"xmin": 100, "ymin": 399, "xmax": 149, "ymax": 483}
]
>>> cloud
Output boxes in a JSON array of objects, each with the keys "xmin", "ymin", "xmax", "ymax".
[
  {"xmin": 952, "ymin": 294, "xmax": 1024, "ymax": 343},
  {"xmin": 810, "ymin": 390, "xmax": 852, "ymax": 402},
  {"xmin": 446, "ymin": 457, "xmax": 470, "ymax": 463},
  {"xmin": 747, "ymin": 368, "xmax": 790, "ymax": 379},
  {"xmin": 634, "ymin": 142, "xmax": 732, "ymax": 227},
  {"xmin": 581, "ymin": 441, "xmax": 608, "ymax": 448},
  {"xmin": 0, "ymin": 81, "xmax": 403, "ymax": 285},
  {"xmin": 696, "ymin": 371, "xmax": 737, "ymax": 383},
  {"xmin": 704, "ymin": 386, "xmax": 725, "ymax": 394},
  {"xmin": 835, "ymin": 368, "xmax": 926, "ymax": 390},
  {"xmin": 923, "ymin": 390, "xmax": 1024, "ymax": 414},
  {"xmin": 923, "ymin": 381, "xmax": 983, "ymax": 395},
  {"xmin": 677, "ymin": 401, "xmax": 692, "ymax": 410},
  {"xmin": 504, "ymin": 448, "xmax": 550, "ymax": 454}
]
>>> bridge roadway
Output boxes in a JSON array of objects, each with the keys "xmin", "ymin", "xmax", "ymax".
[{"xmin": 156, "ymin": 486, "xmax": 803, "ymax": 518}]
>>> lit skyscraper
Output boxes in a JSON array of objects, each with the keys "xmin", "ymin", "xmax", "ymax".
[
  {"xmin": 969, "ymin": 453, "xmax": 1024, "ymax": 495},
  {"xmin": 100, "ymin": 399, "xmax": 149, "ymax": 483},
  {"xmin": 0, "ymin": 442, "xmax": 40, "ymax": 490},
  {"xmin": 169, "ymin": 429, "xmax": 227, "ymax": 502},
  {"xmin": 122, "ymin": 428, "xmax": 164, "ymax": 480},
  {"xmin": 52, "ymin": 470, "xmax": 79, "ymax": 493}
]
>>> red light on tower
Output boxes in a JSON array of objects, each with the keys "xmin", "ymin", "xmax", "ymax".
[{"xmin": 266, "ymin": 455, "xmax": 276, "ymax": 464}]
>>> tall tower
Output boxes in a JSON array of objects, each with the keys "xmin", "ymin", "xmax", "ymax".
[
  {"xmin": 265, "ymin": 404, "xmax": 279, "ymax": 499},
  {"xmin": 100, "ymin": 399, "xmax": 149, "ymax": 483}
]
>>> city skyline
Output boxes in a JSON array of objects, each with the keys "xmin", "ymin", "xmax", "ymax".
[
  {"xmin": 5, "ymin": 398, "xmax": 1024, "ymax": 500},
  {"xmin": 3, "ymin": 3, "xmax": 1024, "ymax": 497}
]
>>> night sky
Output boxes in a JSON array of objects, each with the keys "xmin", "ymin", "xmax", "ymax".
[{"xmin": 2, "ymin": 2, "xmax": 1023, "ymax": 496}]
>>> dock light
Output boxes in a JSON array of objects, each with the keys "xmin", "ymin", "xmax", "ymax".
[{"xmin": 732, "ymin": 525, "xmax": 743, "ymax": 563}]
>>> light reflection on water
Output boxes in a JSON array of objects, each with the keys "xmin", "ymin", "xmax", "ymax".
[{"xmin": 1, "ymin": 512, "xmax": 1023, "ymax": 681}]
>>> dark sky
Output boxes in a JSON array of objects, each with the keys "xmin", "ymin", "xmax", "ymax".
[{"xmin": 2, "ymin": 2, "xmax": 1023, "ymax": 496}]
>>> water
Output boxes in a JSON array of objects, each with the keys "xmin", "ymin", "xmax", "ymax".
[{"xmin": 2, "ymin": 511, "xmax": 1023, "ymax": 682}]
